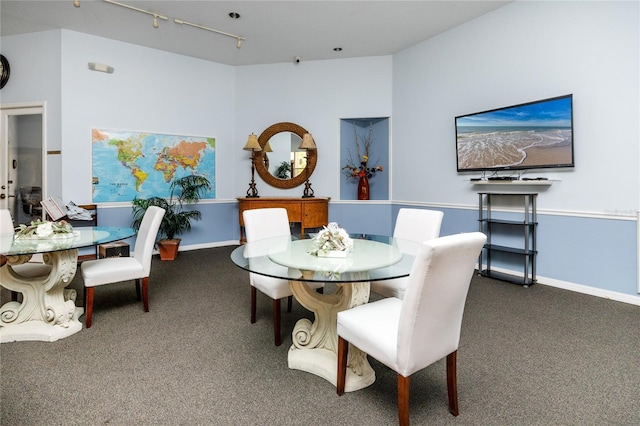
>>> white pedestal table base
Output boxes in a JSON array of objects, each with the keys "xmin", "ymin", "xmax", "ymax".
[
  {"xmin": 288, "ymin": 276, "xmax": 375, "ymax": 392},
  {"xmin": 0, "ymin": 249, "xmax": 84, "ymax": 343}
]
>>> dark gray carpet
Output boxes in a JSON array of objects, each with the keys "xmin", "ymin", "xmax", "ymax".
[{"xmin": 2, "ymin": 246, "xmax": 639, "ymax": 425}]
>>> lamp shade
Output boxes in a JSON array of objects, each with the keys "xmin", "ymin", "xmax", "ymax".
[
  {"xmin": 243, "ymin": 133, "xmax": 261, "ymax": 151},
  {"xmin": 299, "ymin": 133, "xmax": 316, "ymax": 150},
  {"xmin": 263, "ymin": 140, "xmax": 273, "ymax": 153}
]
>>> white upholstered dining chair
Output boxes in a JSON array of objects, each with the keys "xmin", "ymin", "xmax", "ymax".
[
  {"xmin": 370, "ymin": 208, "xmax": 444, "ymax": 299},
  {"xmin": 242, "ymin": 208, "xmax": 323, "ymax": 346},
  {"xmin": 337, "ymin": 232, "xmax": 486, "ymax": 425},
  {"xmin": 80, "ymin": 206, "xmax": 165, "ymax": 328}
]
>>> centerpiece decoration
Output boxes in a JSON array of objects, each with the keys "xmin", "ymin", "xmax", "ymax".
[
  {"xmin": 342, "ymin": 123, "xmax": 383, "ymax": 200},
  {"xmin": 14, "ymin": 219, "xmax": 75, "ymax": 240},
  {"xmin": 308, "ymin": 222, "xmax": 353, "ymax": 258}
]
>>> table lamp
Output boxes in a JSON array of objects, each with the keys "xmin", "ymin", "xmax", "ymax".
[
  {"xmin": 299, "ymin": 133, "xmax": 316, "ymax": 198},
  {"xmin": 243, "ymin": 133, "xmax": 262, "ymax": 198}
]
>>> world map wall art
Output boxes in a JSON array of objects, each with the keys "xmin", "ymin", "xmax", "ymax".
[{"xmin": 91, "ymin": 129, "xmax": 216, "ymax": 203}]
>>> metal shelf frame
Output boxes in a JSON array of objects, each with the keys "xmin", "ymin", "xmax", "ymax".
[{"xmin": 478, "ymin": 192, "xmax": 537, "ymax": 287}]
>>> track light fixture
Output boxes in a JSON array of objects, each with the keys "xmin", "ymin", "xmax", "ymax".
[
  {"xmin": 103, "ymin": 0, "xmax": 168, "ymax": 28},
  {"xmin": 174, "ymin": 18, "xmax": 246, "ymax": 49},
  {"xmin": 99, "ymin": 1, "xmax": 245, "ymax": 49}
]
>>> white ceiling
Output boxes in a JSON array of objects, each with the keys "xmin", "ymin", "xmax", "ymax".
[{"xmin": 1, "ymin": 1, "xmax": 512, "ymax": 66}]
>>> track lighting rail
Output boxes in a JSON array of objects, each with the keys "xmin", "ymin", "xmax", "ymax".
[
  {"xmin": 95, "ymin": 0, "xmax": 245, "ymax": 48},
  {"xmin": 103, "ymin": 0, "xmax": 168, "ymax": 28}
]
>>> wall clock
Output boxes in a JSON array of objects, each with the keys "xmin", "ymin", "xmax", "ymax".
[{"xmin": 0, "ymin": 55, "xmax": 10, "ymax": 89}]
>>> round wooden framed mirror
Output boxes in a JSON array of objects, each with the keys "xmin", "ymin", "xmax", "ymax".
[{"xmin": 255, "ymin": 122, "xmax": 317, "ymax": 189}]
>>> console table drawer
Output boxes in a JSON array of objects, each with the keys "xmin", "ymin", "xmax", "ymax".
[
  {"xmin": 237, "ymin": 197, "xmax": 330, "ymax": 243},
  {"xmin": 303, "ymin": 204, "xmax": 329, "ymax": 228}
]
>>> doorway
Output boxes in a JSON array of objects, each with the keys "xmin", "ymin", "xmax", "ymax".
[{"xmin": 0, "ymin": 104, "xmax": 45, "ymax": 227}]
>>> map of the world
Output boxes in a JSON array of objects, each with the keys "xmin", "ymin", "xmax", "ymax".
[{"xmin": 92, "ymin": 129, "xmax": 215, "ymax": 203}]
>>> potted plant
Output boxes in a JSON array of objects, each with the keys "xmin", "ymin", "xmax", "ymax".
[{"xmin": 131, "ymin": 174, "xmax": 212, "ymax": 260}]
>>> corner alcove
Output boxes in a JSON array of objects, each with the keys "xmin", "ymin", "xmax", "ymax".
[{"xmin": 339, "ymin": 117, "xmax": 390, "ymax": 200}]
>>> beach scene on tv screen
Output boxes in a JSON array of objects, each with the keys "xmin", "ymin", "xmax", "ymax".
[{"xmin": 456, "ymin": 96, "xmax": 573, "ymax": 171}]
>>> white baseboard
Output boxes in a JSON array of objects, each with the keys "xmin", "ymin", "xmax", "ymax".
[
  {"xmin": 150, "ymin": 240, "xmax": 238, "ymax": 257},
  {"xmin": 540, "ymin": 276, "xmax": 640, "ymax": 306},
  {"xmin": 177, "ymin": 240, "xmax": 239, "ymax": 251},
  {"xmin": 482, "ymin": 265, "xmax": 640, "ymax": 306}
]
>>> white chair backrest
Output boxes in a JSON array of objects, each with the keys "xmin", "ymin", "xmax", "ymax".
[
  {"xmin": 393, "ymin": 208, "xmax": 443, "ymax": 242},
  {"xmin": 243, "ymin": 208, "xmax": 291, "ymax": 242},
  {"xmin": 133, "ymin": 206, "xmax": 165, "ymax": 275},
  {"xmin": 397, "ymin": 232, "xmax": 486, "ymax": 377},
  {"xmin": 0, "ymin": 209, "xmax": 15, "ymax": 235}
]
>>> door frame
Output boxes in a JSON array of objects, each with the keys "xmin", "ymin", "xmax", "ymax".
[{"xmin": 0, "ymin": 102, "xmax": 46, "ymax": 221}]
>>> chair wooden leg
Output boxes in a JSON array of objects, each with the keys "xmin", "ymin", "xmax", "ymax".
[
  {"xmin": 141, "ymin": 277, "xmax": 149, "ymax": 312},
  {"xmin": 397, "ymin": 374, "xmax": 411, "ymax": 426},
  {"xmin": 250, "ymin": 286, "xmax": 257, "ymax": 324},
  {"xmin": 286, "ymin": 295, "xmax": 292, "ymax": 313},
  {"xmin": 446, "ymin": 351, "xmax": 459, "ymax": 416},
  {"xmin": 272, "ymin": 298, "xmax": 282, "ymax": 346},
  {"xmin": 336, "ymin": 336, "xmax": 349, "ymax": 395},
  {"xmin": 135, "ymin": 278, "xmax": 142, "ymax": 301},
  {"xmin": 85, "ymin": 287, "xmax": 94, "ymax": 328}
]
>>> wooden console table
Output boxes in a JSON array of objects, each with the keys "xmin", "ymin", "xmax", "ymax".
[{"xmin": 237, "ymin": 197, "xmax": 330, "ymax": 243}]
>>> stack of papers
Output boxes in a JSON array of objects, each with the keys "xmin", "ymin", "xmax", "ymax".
[
  {"xmin": 66, "ymin": 202, "xmax": 94, "ymax": 221},
  {"xmin": 40, "ymin": 197, "xmax": 67, "ymax": 221}
]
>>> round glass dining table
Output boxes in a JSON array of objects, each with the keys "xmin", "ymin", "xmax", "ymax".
[
  {"xmin": 231, "ymin": 234, "xmax": 421, "ymax": 392},
  {"xmin": 0, "ymin": 226, "xmax": 136, "ymax": 343}
]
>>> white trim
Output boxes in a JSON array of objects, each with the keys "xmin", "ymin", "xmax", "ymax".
[
  {"xmin": 0, "ymin": 102, "xmax": 46, "ymax": 217},
  {"xmin": 482, "ymin": 265, "xmax": 640, "ymax": 306},
  {"xmin": 148, "ymin": 240, "xmax": 238, "ymax": 257},
  {"xmin": 176, "ymin": 240, "xmax": 239, "ymax": 251},
  {"xmin": 94, "ymin": 198, "xmax": 239, "ymax": 208},
  {"xmin": 330, "ymin": 199, "xmax": 392, "ymax": 205},
  {"xmin": 0, "ymin": 102, "xmax": 45, "ymax": 110},
  {"xmin": 392, "ymin": 199, "xmax": 639, "ymax": 221},
  {"xmin": 542, "ymin": 275, "xmax": 640, "ymax": 306}
]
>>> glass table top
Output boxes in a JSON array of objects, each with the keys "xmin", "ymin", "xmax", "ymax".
[
  {"xmin": 230, "ymin": 234, "xmax": 421, "ymax": 283},
  {"xmin": 0, "ymin": 226, "xmax": 136, "ymax": 256}
]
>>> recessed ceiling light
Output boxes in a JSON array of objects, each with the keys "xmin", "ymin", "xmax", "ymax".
[
  {"xmin": 229, "ymin": 12, "xmax": 240, "ymax": 19},
  {"xmin": 333, "ymin": 47, "xmax": 343, "ymax": 52}
]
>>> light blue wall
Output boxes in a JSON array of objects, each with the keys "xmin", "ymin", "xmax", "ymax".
[
  {"xmin": 328, "ymin": 202, "xmax": 394, "ymax": 236},
  {"xmin": 392, "ymin": 0, "xmax": 639, "ymax": 211},
  {"xmin": 391, "ymin": 0, "xmax": 639, "ymax": 299},
  {"xmin": 1, "ymin": 1, "xmax": 638, "ymax": 300},
  {"xmin": 58, "ymin": 30, "xmax": 237, "ymax": 202},
  {"xmin": 234, "ymin": 56, "xmax": 394, "ymax": 200},
  {"xmin": 0, "ymin": 30, "xmax": 63, "ymax": 198}
]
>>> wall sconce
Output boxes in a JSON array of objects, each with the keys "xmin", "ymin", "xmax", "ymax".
[
  {"xmin": 88, "ymin": 62, "xmax": 115, "ymax": 73},
  {"xmin": 243, "ymin": 133, "xmax": 262, "ymax": 198},
  {"xmin": 299, "ymin": 133, "xmax": 317, "ymax": 198}
]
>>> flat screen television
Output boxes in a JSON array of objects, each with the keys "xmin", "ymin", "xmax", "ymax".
[{"xmin": 455, "ymin": 94, "xmax": 574, "ymax": 173}]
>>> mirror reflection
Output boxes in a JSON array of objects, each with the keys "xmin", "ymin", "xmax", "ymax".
[{"xmin": 263, "ymin": 132, "xmax": 307, "ymax": 179}]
